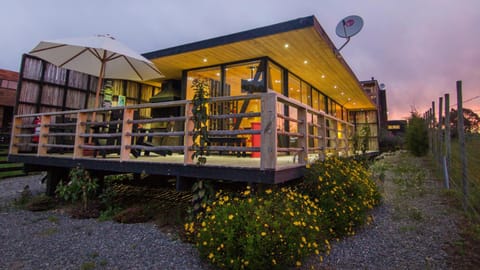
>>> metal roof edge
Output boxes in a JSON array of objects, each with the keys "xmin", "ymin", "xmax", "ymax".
[{"xmin": 142, "ymin": 15, "xmax": 315, "ymax": 59}]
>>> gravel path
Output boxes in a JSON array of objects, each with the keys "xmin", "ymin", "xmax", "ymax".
[
  {"xmin": 0, "ymin": 175, "xmax": 209, "ymax": 270},
  {"xmin": 0, "ymin": 152, "xmax": 461, "ymax": 269}
]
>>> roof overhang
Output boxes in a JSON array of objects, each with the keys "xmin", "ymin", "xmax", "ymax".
[{"xmin": 144, "ymin": 16, "xmax": 375, "ymax": 110}]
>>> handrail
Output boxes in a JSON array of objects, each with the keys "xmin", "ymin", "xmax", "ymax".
[{"xmin": 9, "ymin": 92, "xmax": 354, "ymax": 167}]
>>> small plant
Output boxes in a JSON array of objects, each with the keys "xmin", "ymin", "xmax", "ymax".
[
  {"xmin": 191, "ymin": 180, "xmax": 214, "ymax": 214},
  {"xmin": 360, "ymin": 125, "xmax": 371, "ymax": 154},
  {"xmin": 56, "ymin": 167, "xmax": 99, "ymax": 211},
  {"xmin": 191, "ymin": 78, "xmax": 210, "ymax": 164},
  {"xmin": 190, "ymin": 78, "xmax": 214, "ymax": 215}
]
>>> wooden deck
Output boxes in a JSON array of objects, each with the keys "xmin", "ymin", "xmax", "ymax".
[{"xmin": 9, "ymin": 92, "xmax": 353, "ymax": 184}]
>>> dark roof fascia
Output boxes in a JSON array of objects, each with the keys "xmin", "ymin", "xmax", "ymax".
[{"xmin": 142, "ymin": 15, "xmax": 316, "ymax": 59}]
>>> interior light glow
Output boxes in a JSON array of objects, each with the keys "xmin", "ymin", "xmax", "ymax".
[
  {"xmin": 203, "ymin": 58, "xmax": 208, "ymax": 63},
  {"xmin": 284, "ymin": 43, "xmax": 289, "ymax": 48}
]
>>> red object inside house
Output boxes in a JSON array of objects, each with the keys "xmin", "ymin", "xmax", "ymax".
[{"xmin": 251, "ymin": 122, "xmax": 261, "ymax": 157}]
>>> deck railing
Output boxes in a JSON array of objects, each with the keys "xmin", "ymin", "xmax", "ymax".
[{"xmin": 9, "ymin": 92, "xmax": 353, "ymax": 170}]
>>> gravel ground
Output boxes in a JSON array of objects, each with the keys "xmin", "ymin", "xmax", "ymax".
[
  {"xmin": 0, "ymin": 175, "xmax": 210, "ymax": 270},
  {"xmin": 0, "ymin": 152, "xmax": 461, "ymax": 270}
]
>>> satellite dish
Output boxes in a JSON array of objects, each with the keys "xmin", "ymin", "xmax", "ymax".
[
  {"xmin": 379, "ymin": 83, "xmax": 386, "ymax": 90},
  {"xmin": 335, "ymin": 15, "xmax": 364, "ymax": 51}
]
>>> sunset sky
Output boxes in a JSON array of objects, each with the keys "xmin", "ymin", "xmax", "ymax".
[{"xmin": 1, "ymin": 0, "xmax": 479, "ymax": 120}]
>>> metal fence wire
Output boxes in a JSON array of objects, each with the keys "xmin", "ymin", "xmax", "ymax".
[{"xmin": 423, "ymin": 80, "xmax": 480, "ymax": 222}]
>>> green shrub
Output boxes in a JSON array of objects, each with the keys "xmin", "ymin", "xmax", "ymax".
[
  {"xmin": 405, "ymin": 112, "xmax": 429, "ymax": 156},
  {"xmin": 55, "ymin": 167, "xmax": 99, "ymax": 211},
  {"xmin": 187, "ymin": 187, "xmax": 330, "ymax": 269},
  {"xmin": 301, "ymin": 157, "xmax": 381, "ymax": 237}
]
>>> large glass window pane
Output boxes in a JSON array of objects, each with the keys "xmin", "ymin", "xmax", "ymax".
[
  {"xmin": 186, "ymin": 66, "xmax": 222, "ymax": 100},
  {"xmin": 301, "ymin": 81, "xmax": 310, "ymax": 104},
  {"xmin": 268, "ymin": 61, "xmax": 283, "ymax": 93},
  {"xmin": 225, "ymin": 60, "xmax": 264, "ymax": 96},
  {"xmin": 319, "ymin": 93, "xmax": 326, "ymax": 112},
  {"xmin": 312, "ymin": 89, "xmax": 319, "ymax": 110},
  {"xmin": 288, "ymin": 74, "xmax": 301, "ymax": 102}
]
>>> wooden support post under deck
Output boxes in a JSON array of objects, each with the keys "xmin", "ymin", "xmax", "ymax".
[
  {"xmin": 260, "ymin": 92, "xmax": 277, "ymax": 170},
  {"xmin": 120, "ymin": 108, "xmax": 134, "ymax": 161},
  {"xmin": 37, "ymin": 115, "xmax": 51, "ymax": 156},
  {"xmin": 297, "ymin": 106, "xmax": 307, "ymax": 165},
  {"xmin": 73, "ymin": 112, "xmax": 88, "ymax": 159},
  {"xmin": 9, "ymin": 117, "xmax": 22, "ymax": 155},
  {"xmin": 184, "ymin": 103, "xmax": 194, "ymax": 165}
]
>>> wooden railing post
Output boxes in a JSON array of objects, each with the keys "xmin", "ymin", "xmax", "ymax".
[
  {"xmin": 297, "ymin": 106, "xmax": 308, "ymax": 165},
  {"xmin": 260, "ymin": 92, "xmax": 277, "ymax": 170},
  {"xmin": 120, "ymin": 108, "xmax": 134, "ymax": 161},
  {"xmin": 73, "ymin": 112, "xmax": 87, "ymax": 159},
  {"xmin": 318, "ymin": 113, "xmax": 326, "ymax": 158},
  {"xmin": 37, "ymin": 115, "xmax": 51, "ymax": 156},
  {"xmin": 9, "ymin": 117, "xmax": 22, "ymax": 155},
  {"xmin": 184, "ymin": 103, "xmax": 194, "ymax": 165}
]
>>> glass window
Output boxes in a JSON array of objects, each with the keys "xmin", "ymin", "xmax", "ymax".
[
  {"xmin": 301, "ymin": 81, "xmax": 310, "ymax": 104},
  {"xmin": 225, "ymin": 60, "xmax": 264, "ymax": 96},
  {"xmin": 319, "ymin": 93, "xmax": 326, "ymax": 112},
  {"xmin": 312, "ymin": 89, "xmax": 319, "ymax": 110},
  {"xmin": 268, "ymin": 61, "xmax": 283, "ymax": 93},
  {"xmin": 288, "ymin": 74, "xmax": 301, "ymax": 102},
  {"xmin": 335, "ymin": 103, "xmax": 342, "ymax": 119},
  {"xmin": 186, "ymin": 66, "xmax": 222, "ymax": 100}
]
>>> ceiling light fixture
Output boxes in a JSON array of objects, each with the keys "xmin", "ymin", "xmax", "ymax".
[{"xmin": 284, "ymin": 43, "xmax": 289, "ymax": 48}]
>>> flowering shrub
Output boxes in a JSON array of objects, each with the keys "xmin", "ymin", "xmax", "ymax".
[
  {"xmin": 301, "ymin": 157, "xmax": 381, "ymax": 237},
  {"xmin": 186, "ymin": 187, "xmax": 331, "ymax": 269}
]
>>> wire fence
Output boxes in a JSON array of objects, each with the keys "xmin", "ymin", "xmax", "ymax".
[{"xmin": 423, "ymin": 80, "xmax": 480, "ymax": 222}]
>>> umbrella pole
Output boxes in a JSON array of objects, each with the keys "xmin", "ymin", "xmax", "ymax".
[{"xmin": 88, "ymin": 60, "xmax": 106, "ymax": 144}]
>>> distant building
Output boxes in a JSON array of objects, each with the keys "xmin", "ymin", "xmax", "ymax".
[
  {"xmin": 387, "ymin": 120, "xmax": 407, "ymax": 136},
  {"xmin": 348, "ymin": 77, "xmax": 388, "ymax": 152},
  {"xmin": 361, "ymin": 77, "xmax": 388, "ymax": 130},
  {"xmin": 0, "ymin": 69, "xmax": 18, "ymax": 132}
]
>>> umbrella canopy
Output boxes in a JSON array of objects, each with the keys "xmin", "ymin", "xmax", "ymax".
[{"xmin": 29, "ymin": 35, "xmax": 164, "ymax": 109}]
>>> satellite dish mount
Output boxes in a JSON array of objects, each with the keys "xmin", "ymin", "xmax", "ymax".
[{"xmin": 335, "ymin": 15, "xmax": 364, "ymax": 51}]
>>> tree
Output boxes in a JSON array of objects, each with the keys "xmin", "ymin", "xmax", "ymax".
[
  {"xmin": 449, "ymin": 108, "xmax": 480, "ymax": 136},
  {"xmin": 406, "ymin": 111, "xmax": 429, "ymax": 156}
]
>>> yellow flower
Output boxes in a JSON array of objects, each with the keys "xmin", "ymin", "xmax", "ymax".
[
  {"xmin": 228, "ymin": 214, "xmax": 234, "ymax": 220},
  {"xmin": 301, "ymin": 236, "xmax": 307, "ymax": 243},
  {"xmin": 296, "ymin": 261, "xmax": 302, "ymax": 267},
  {"xmin": 265, "ymin": 189, "xmax": 272, "ymax": 194},
  {"xmin": 208, "ymin": 253, "xmax": 214, "ymax": 259},
  {"xmin": 201, "ymin": 221, "xmax": 206, "ymax": 227},
  {"xmin": 244, "ymin": 190, "xmax": 251, "ymax": 196},
  {"xmin": 223, "ymin": 195, "xmax": 229, "ymax": 202},
  {"xmin": 272, "ymin": 258, "xmax": 277, "ymax": 265},
  {"xmin": 261, "ymin": 231, "xmax": 267, "ymax": 236}
]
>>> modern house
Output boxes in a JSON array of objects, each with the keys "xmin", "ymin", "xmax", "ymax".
[{"xmin": 8, "ymin": 15, "xmax": 377, "ymax": 192}]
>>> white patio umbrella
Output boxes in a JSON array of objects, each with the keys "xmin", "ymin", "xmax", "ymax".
[{"xmin": 29, "ymin": 34, "xmax": 164, "ymax": 109}]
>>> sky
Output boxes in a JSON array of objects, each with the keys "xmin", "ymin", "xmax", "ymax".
[{"xmin": 1, "ymin": 0, "xmax": 479, "ymax": 120}]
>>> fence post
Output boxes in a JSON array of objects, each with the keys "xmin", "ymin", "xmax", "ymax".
[
  {"xmin": 457, "ymin": 80, "xmax": 468, "ymax": 211},
  {"xmin": 444, "ymin": 93, "xmax": 451, "ymax": 189},
  {"xmin": 438, "ymin": 97, "xmax": 443, "ymax": 166},
  {"xmin": 431, "ymin": 102, "xmax": 436, "ymax": 157}
]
